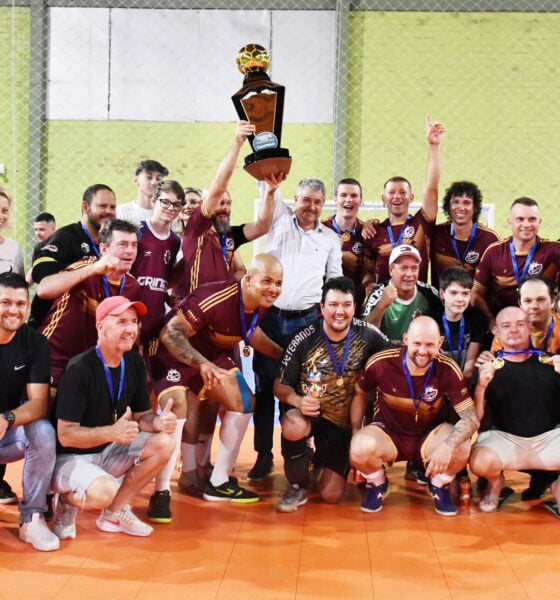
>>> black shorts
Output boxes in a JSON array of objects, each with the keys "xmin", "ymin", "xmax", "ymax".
[{"xmin": 310, "ymin": 417, "xmax": 352, "ymax": 479}]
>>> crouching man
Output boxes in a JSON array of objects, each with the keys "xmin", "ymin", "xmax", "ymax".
[{"xmin": 51, "ymin": 296, "xmax": 176, "ymax": 540}]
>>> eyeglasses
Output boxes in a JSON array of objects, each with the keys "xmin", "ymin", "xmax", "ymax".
[{"xmin": 158, "ymin": 198, "xmax": 184, "ymax": 212}]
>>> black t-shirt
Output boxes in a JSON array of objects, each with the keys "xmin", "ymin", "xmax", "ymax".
[
  {"xmin": 485, "ymin": 355, "xmax": 560, "ymax": 437},
  {"xmin": 55, "ymin": 346, "xmax": 151, "ymax": 454},
  {"xmin": 29, "ymin": 222, "xmax": 99, "ymax": 328},
  {"xmin": 0, "ymin": 325, "xmax": 50, "ymax": 412}
]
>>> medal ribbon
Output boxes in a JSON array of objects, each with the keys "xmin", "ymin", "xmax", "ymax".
[
  {"xmin": 321, "ymin": 325, "xmax": 352, "ymax": 381},
  {"xmin": 442, "ymin": 314, "xmax": 465, "ymax": 364},
  {"xmin": 450, "ymin": 222, "xmax": 477, "ymax": 264},
  {"xmin": 509, "ymin": 238, "xmax": 537, "ymax": 285},
  {"xmin": 402, "ymin": 350, "xmax": 435, "ymax": 419},
  {"xmin": 331, "ymin": 217, "xmax": 357, "ymax": 239},
  {"xmin": 497, "ymin": 346, "xmax": 544, "ymax": 359},
  {"xmin": 80, "ymin": 222, "xmax": 101, "ymax": 257},
  {"xmin": 387, "ymin": 215, "xmax": 412, "ymax": 248},
  {"xmin": 96, "ymin": 346, "xmax": 125, "ymax": 420},
  {"xmin": 220, "ymin": 234, "xmax": 228, "ymax": 264},
  {"xmin": 102, "ymin": 274, "xmax": 126, "ymax": 298},
  {"xmin": 238, "ymin": 290, "xmax": 259, "ymax": 350},
  {"xmin": 536, "ymin": 317, "xmax": 554, "ymax": 352}
]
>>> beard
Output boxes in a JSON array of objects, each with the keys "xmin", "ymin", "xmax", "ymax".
[{"xmin": 214, "ymin": 217, "xmax": 231, "ymax": 235}]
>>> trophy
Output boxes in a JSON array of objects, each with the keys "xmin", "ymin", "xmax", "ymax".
[{"xmin": 232, "ymin": 44, "xmax": 292, "ymax": 180}]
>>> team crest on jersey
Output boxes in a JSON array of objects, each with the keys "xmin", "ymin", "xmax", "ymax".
[
  {"xmin": 464, "ymin": 250, "xmax": 479, "ymax": 264},
  {"xmin": 164, "ymin": 249, "xmax": 171, "ymax": 264},
  {"xmin": 527, "ymin": 262, "xmax": 543, "ymax": 275},
  {"xmin": 166, "ymin": 369, "xmax": 181, "ymax": 383},
  {"xmin": 422, "ymin": 386, "xmax": 438, "ymax": 402},
  {"xmin": 402, "ymin": 225, "xmax": 415, "ymax": 239},
  {"xmin": 43, "ymin": 244, "xmax": 59, "ymax": 253},
  {"xmin": 412, "ymin": 310, "xmax": 423, "ymax": 319},
  {"xmin": 81, "ymin": 242, "xmax": 90, "ymax": 254},
  {"xmin": 226, "ymin": 237, "xmax": 235, "ymax": 251},
  {"xmin": 143, "ymin": 250, "xmax": 153, "ymax": 257},
  {"xmin": 352, "ymin": 242, "xmax": 364, "ymax": 255}
]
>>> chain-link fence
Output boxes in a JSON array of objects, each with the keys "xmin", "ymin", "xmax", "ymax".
[{"xmin": 1, "ymin": 1, "xmax": 559, "ymax": 268}]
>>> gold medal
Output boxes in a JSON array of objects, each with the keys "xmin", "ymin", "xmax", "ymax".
[
  {"xmin": 113, "ymin": 410, "xmax": 117, "ymax": 423},
  {"xmin": 336, "ymin": 377, "xmax": 344, "ymax": 387},
  {"xmin": 243, "ymin": 346, "xmax": 251, "ymax": 357},
  {"xmin": 341, "ymin": 232, "xmax": 351, "ymax": 243},
  {"xmin": 539, "ymin": 354, "xmax": 550, "ymax": 364},
  {"xmin": 493, "ymin": 357, "xmax": 505, "ymax": 369}
]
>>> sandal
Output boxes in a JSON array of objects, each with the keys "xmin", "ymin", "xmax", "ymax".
[{"xmin": 479, "ymin": 487, "xmax": 514, "ymax": 513}]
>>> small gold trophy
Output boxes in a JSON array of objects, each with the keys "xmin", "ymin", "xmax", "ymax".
[{"xmin": 232, "ymin": 44, "xmax": 292, "ymax": 180}]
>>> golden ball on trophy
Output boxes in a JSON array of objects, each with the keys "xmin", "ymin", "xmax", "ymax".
[{"xmin": 236, "ymin": 44, "xmax": 271, "ymax": 75}]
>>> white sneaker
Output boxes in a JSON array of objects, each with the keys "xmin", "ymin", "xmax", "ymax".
[
  {"xmin": 53, "ymin": 496, "xmax": 78, "ymax": 540},
  {"xmin": 96, "ymin": 504, "xmax": 153, "ymax": 537},
  {"xmin": 19, "ymin": 513, "xmax": 60, "ymax": 551}
]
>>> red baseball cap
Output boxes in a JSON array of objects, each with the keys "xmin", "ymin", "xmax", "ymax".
[{"xmin": 96, "ymin": 296, "xmax": 148, "ymax": 322}]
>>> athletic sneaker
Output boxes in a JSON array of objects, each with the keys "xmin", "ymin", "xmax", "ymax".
[
  {"xmin": 19, "ymin": 513, "xmax": 60, "ymax": 551},
  {"xmin": 147, "ymin": 490, "xmax": 172, "ymax": 524},
  {"xmin": 96, "ymin": 505, "xmax": 153, "ymax": 536},
  {"xmin": 361, "ymin": 480, "xmax": 389, "ymax": 513},
  {"xmin": 53, "ymin": 496, "xmax": 78, "ymax": 540},
  {"xmin": 203, "ymin": 477, "xmax": 260, "ymax": 503},
  {"xmin": 428, "ymin": 481, "xmax": 457, "ymax": 516},
  {"xmin": 178, "ymin": 470, "xmax": 206, "ymax": 498},
  {"xmin": 0, "ymin": 479, "xmax": 18, "ymax": 504},
  {"xmin": 543, "ymin": 500, "xmax": 560, "ymax": 519},
  {"xmin": 405, "ymin": 461, "xmax": 428, "ymax": 485},
  {"xmin": 247, "ymin": 452, "xmax": 274, "ymax": 481},
  {"xmin": 277, "ymin": 484, "xmax": 308, "ymax": 513}
]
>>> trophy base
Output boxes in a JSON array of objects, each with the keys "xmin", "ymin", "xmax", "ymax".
[{"xmin": 243, "ymin": 149, "xmax": 292, "ymax": 180}]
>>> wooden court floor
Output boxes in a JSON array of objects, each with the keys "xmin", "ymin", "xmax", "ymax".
[{"xmin": 2, "ymin": 425, "xmax": 560, "ymax": 600}]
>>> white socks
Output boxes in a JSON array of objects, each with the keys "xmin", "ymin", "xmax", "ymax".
[
  {"xmin": 154, "ymin": 418, "xmax": 186, "ymax": 491},
  {"xmin": 209, "ymin": 411, "xmax": 251, "ymax": 487}
]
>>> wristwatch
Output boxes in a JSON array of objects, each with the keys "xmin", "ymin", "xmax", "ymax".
[{"xmin": 2, "ymin": 410, "xmax": 15, "ymax": 429}]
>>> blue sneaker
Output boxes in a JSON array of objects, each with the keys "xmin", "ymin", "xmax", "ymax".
[
  {"xmin": 361, "ymin": 480, "xmax": 389, "ymax": 513},
  {"xmin": 428, "ymin": 481, "xmax": 457, "ymax": 516}
]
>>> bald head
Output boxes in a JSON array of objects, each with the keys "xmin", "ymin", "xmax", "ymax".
[
  {"xmin": 243, "ymin": 253, "xmax": 283, "ymax": 309},
  {"xmin": 494, "ymin": 306, "xmax": 530, "ymax": 351},
  {"xmin": 403, "ymin": 316, "xmax": 443, "ymax": 372},
  {"xmin": 247, "ymin": 253, "xmax": 283, "ymax": 277}
]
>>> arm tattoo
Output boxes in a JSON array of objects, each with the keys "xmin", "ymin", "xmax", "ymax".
[
  {"xmin": 161, "ymin": 320, "xmax": 208, "ymax": 367},
  {"xmin": 444, "ymin": 404, "xmax": 479, "ymax": 449}
]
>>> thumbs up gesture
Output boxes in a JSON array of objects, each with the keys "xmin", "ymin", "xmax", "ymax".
[
  {"xmin": 112, "ymin": 406, "xmax": 139, "ymax": 443},
  {"xmin": 156, "ymin": 398, "xmax": 177, "ymax": 435}
]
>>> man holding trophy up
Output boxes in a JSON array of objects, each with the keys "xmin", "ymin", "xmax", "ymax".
[{"xmin": 273, "ymin": 277, "xmax": 390, "ymax": 512}]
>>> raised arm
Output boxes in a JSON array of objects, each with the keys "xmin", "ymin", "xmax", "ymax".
[
  {"xmin": 421, "ymin": 114, "xmax": 445, "ymax": 222},
  {"xmin": 201, "ymin": 121, "xmax": 255, "ymax": 218}
]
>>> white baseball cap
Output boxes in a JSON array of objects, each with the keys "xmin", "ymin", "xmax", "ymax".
[{"xmin": 388, "ymin": 244, "xmax": 422, "ymax": 266}]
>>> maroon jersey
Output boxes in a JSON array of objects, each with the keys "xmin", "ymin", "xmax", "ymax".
[
  {"xmin": 150, "ymin": 280, "xmax": 265, "ymax": 397},
  {"xmin": 430, "ymin": 221, "xmax": 500, "ymax": 288},
  {"xmin": 179, "ymin": 205, "xmax": 248, "ymax": 296},
  {"xmin": 363, "ymin": 209, "xmax": 435, "ymax": 283},
  {"xmin": 322, "ymin": 216, "xmax": 366, "ymax": 309},
  {"xmin": 39, "ymin": 257, "xmax": 140, "ymax": 386},
  {"xmin": 474, "ymin": 236, "xmax": 560, "ymax": 316},
  {"xmin": 133, "ymin": 221, "xmax": 180, "ymax": 344},
  {"xmin": 357, "ymin": 346, "xmax": 472, "ymax": 438}
]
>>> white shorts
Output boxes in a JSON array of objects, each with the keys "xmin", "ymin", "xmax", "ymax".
[
  {"xmin": 474, "ymin": 427, "xmax": 560, "ymax": 471},
  {"xmin": 52, "ymin": 432, "xmax": 151, "ymax": 497}
]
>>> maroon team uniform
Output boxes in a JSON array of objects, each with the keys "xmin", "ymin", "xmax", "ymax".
[
  {"xmin": 363, "ymin": 209, "xmax": 435, "ymax": 283},
  {"xmin": 322, "ymin": 216, "xmax": 366, "ymax": 310},
  {"xmin": 150, "ymin": 280, "xmax": 266, "ymax": 398},
  {"xmin": 430, "ymin": 221, "xmax": 500, "ymax": 288},
  {"xmin": 133, "ymin": 221, "xmax": 180, "ymax": 345},
  {"xmin": 39, "ymin": 257, "xmax": 140, "ymax": 386},
  {"xmin": 357, "ymin": 347, "xmax": 473, "ymax": 460},
  {"xmin": 474, "ymin": 236, "xmax": 560, "ymax": 316}
]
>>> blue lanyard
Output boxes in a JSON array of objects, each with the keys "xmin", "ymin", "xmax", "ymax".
[
  {"xmin": 442, "ymin": 314, "xmax": 465, "ymax": 364},
  {"xmin": 509, "ymin": 238, "xmax": 537, "ymax": 285},
  {"xmin": 102, "ymin": 274, "xmax": 126, "ymax": 298},
  {"xmin": 497, "ymin": 345, "xmax": 543, "ymax": 359},
  {"xmin": 539, "ymin": 317, "xmax": 554, "ymax": 352},
  {"xmin": 96, "ymin": 346, "xmax": 125, "ymax": 422},
  {"xmin": 80, "ymin": 222, "xmax": 100, "ymax": 258},
  {"xmin": 238, "ymin": 290, "xmax": 259, "ymax": 350},
  {"xmin": 331, "ymin": 217, "xmax": 357, "ymax": 239},
  {"xmin": 220, "ymin": 234, "xmax": 228, "ymax": 263},
  {"xmin": 321, "ymin": 324, "xmax": 353, "ymax": 383},
  {"xmin": 387, "ymin": 215, "xmax": 412, "ymax": 248},
  {"xmin": 450, "ymin": 222, "xmax": 477, "ymax": 264},
  {"xmin": 402, "ymin": 350, "xmax": 435, "ymax": 422}
]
